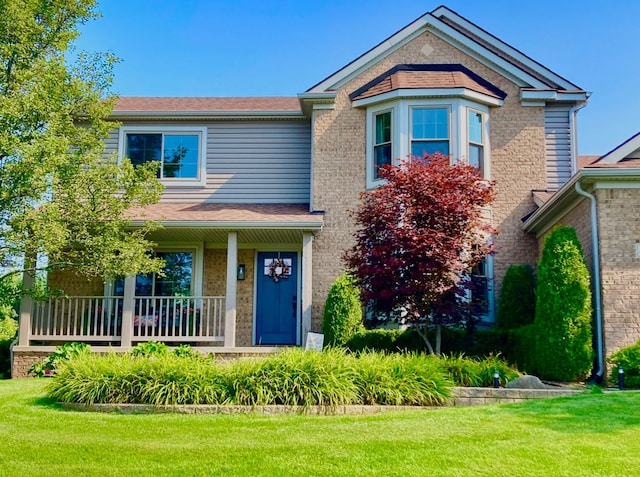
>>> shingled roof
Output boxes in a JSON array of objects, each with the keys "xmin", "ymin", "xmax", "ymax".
[
  {"xmin": 126, "ymin": 203, "xmax": 323, "ymax": 227},
  {"xmin": 113, "ymin": 96, "xmax": 302, "ymax": 113},
  {"xmin": 349, "ymin": 64, "xmax": 506, "ymax": 102}
]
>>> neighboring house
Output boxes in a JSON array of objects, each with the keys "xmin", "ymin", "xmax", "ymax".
[{"xmin": 13, "ymin": 5, "xmax": 602, "ymax": 376}]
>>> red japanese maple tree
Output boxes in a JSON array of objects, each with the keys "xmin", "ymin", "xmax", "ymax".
[{"xmin": 344, "ymin": 153, "xmax": 496, "ymax": 353}]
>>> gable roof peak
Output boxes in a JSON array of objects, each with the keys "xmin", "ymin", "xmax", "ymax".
[{"xmin": 306, "ymin": 5, "xmax": 584, "ymax": 100}]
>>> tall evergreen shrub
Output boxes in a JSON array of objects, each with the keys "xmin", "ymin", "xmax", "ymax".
[
  {"xmin": 534, "ymin": 226, "xmax": 593, "ymax": 381},
  {"xmin": 496, "ymin": 264, "xmax": 535, "ymax": 329},
  {"xmin": 322, "ymin": 273, "xmax": 364, "ymax": 346}
]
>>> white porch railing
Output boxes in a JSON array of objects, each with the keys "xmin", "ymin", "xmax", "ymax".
[
  {"xmin": 32, "ymin": 296, "xmax": 124, "ymax": 342},
  {"xmin": 30, "ymin": 295, "xmax": 225, "ymax": 345},
  {"xmin": 132, "ymin": 296, "xmax": 225, "ymax": 343}
]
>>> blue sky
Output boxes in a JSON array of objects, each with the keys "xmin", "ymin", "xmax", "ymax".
[{"xmin": 73, "ymin": 1, "xmax": 640, "ymax": 155}]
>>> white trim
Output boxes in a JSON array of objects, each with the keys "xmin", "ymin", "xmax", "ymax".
[
  {"xmin": 111, "ymin": 111, "xmax": 304, "ymax": 120},
  {"xmin": 301, "ymin": 233, "xmax": 313, "ymax": 344},
  {"xmin": 118, "ymin": 125, "xmax": 207, "ymax": 187},
  {"xmin": 352, "ymin": 88, "xmax": 504, "ymax": 108},
  {"xmin": 597, "ymin": 133, "xmax": 640, "ymax": 164},
  {"xmin": 431, "ymin": 6, "xmax": 581, "ymax": 91},
  {"xmin": 520, "ymin": 90, "xmax": 588, "ymax": 102},
  {"xmin": 312, "ymin": 104, "xmax": 335, "ymax": 111},
  {"xmin": 224, "ymin": 232, "xmax": 238, "ymax": 348},
  {"xmin": 593, "ymin": 181, "xmax": 640, "ymax": 190}
]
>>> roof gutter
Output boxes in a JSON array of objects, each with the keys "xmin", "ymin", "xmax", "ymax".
[
  {"xmin": 574, "ymin": 181, "xmax": 604, "ymax": 379},
  {"xmin": 129, "ymin": 220, "xmax": 324, "ymax": 230}
]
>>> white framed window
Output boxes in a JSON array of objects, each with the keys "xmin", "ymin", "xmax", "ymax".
[
  {"xmin": 467, "ymin": 109, "xmax": 485, "ymax": 176},
  {"xmin": 410, "ymin": 106, "xmax": 450, "ymax": 157},
  {"xmin": 373, "ymin": 110, "xmax": 393, "ymax": 180},
  {"xmin": 107, "ymin": 243, "xmax": 204, "ymax": 297},
  {"xmin": 118, "ymin": 126, "xmax": 207, "ymax": 186},
  {"xmin": 366, "ymin": 99, "xmax": 490, "ymax": 188}
]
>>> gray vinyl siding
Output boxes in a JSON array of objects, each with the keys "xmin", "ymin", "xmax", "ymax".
[
  {"xmin": 544, "ymin": 105, "xmax": 572, "ymax": 190},
  {"xmin": 107, "ymin": 120, "xmax": 311, "ymax": 204}
]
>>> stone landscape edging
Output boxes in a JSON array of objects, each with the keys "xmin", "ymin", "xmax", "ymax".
[{"xmin": 59, "ymin": 386, "xmax": 585, "ymax": 415}]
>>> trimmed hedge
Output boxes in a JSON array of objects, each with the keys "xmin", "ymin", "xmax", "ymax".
[
  {"xmin": 496, "ymin": 265, "xmax": 535, "ymax": 330},
  {"xmin": 534, "ymin": 226, "xmax": 593, "ymax": 381},
  {"xmin": 346, "ymin": 327, "xmax": 508, "ymax": 358},
  {"xmin": 322, "ymin": 273, "xmax": 364, "ymax": 347}
]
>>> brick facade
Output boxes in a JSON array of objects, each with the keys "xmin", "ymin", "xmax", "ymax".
[
  {"xmin": 310, "ymin": 30, "xmax": 545, "ymax": 327},
  {"xmin": 48, "ymin": 270, "xmax": 103, "ymax": 296},
  {"xmin": 11, "ymin": 351, "xmax": 50, "ymax": 378},
  {"xmin": 596, "ymin": 188, "xmax": 640, "ymax": 355},
  {"xmin": 203, "ymin": 248, "xmax": 256, "ymax": 347}
]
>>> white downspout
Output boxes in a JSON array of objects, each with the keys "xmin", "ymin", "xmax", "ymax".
[
  {"xmin": 569, "ymin": 99, "xmax": 588, "ymax": 175},
  {"xmin": 574, "ymin": 181, "xmax": 604, "ymax": 379}
]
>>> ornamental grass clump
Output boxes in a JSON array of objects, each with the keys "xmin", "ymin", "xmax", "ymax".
[
  {"xmin": 230, "ymin": 348, "xmax": 359, "ymax": 406},
  {"xmin": 440, "ymin": 354, "xmax": 520, "ymax": 387},
  {"xmin": 48, "ymin": 347, "xmax": 457, "ymax": 407},
  {"xmin": 353, "ymin": 351, "xmax": 452, "ymax": 405}
]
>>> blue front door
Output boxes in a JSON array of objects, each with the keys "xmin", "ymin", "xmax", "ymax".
[{"xmin": 255, "ymin": 252, "xmax": 298, "ymax": 345}]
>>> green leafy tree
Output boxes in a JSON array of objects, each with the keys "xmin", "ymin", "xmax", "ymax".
[
  {"xmin": 0, "ymin": 0, "xmax": 163, "ymax": 290},
  {"xmin": 322, "ymin": 273, "xmax": 364, "ymax": 347},
  {"xmin": 496, "ymin": 264, "xmax": 536, "ymax": 329},
  {"xmin": 534, "ymin": 226, "xmax": 593, "ymax": 381}
]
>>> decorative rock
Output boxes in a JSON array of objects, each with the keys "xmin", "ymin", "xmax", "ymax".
[{"xmin": 505, "ymin": 375, "xmax": 549, "ymax": 389}]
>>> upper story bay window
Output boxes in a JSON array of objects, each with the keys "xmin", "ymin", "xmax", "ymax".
[
  {"xmin": 364, "ymin": 99, "xmax": 491, "ymax": 188},
  {"xmin": 118, "ymin": 126, "xmax": 207, "ymax": 186},
  {"xmin": 351, "ymin": 64, "xmax": 505, "ymax": 188}
]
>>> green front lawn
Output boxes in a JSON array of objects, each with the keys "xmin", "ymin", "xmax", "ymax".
[{"xmin": 1, "ymin": 379, "xmax": 640, "ymax": 476}]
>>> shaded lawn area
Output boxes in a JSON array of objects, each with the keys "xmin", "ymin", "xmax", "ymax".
[{"xmin": 1, "ymin": 379, "xmax": 640, "ymax": 476}]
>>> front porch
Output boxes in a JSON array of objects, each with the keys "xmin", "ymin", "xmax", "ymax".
[{"xmin": 12, "ymin": 204, "xmax": 324, "ymax": 376}]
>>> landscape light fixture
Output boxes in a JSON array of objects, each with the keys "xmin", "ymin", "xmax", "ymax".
[
  {"xmin": 493, "ymin": 370, "xmax": 500, "ymax": 388},
  {"xmin": 619, "ymin": 366, "xmax": 624, "ymax": 390}
]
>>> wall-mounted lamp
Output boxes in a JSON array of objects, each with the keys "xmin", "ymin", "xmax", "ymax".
[{"xmin": 237, "ymin": 264, "xmax": 246, "ymax": 280}]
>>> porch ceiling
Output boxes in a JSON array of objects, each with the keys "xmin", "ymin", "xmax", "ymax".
[{"xmin": 147, "ymin": 227, "xmax": 312, "ymax": 245}]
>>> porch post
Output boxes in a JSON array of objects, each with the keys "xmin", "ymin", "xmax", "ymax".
[
  {"xmin": 18, "ymin": 266, "xmax": 35, "ymax": 347},
  {"xmin": 302, "ymin": 232, "xmax": 313, "ymax": 346},
  {"xmin": 224, "ymin": 232, "xmax": 238, "ymax": 348},
  {"xmin": 120, "ymin": 275, "xmax": 136, "ymax": 348}
]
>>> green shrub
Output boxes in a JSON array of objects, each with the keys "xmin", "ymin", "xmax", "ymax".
[
  {"xmin": 29, "ymin": 342, "xmax": 90, "ymax": 377},
  {"xmin": 496, "ymin": 265, "xmax": 536, "ymax": 329},
  {"xmin": 131, "ymin": 341, "xmax": 171, "ymax": 357},
  {"xmin": 607, "ymin": 341, "xmax": 640, "ymax": 389},
  {"xmin": 322, "ymin": 273, "xmax": 364, "ymax": 346},
  {"xmin": 504, "ymin": 324, "xmax": 537, "ymax": 374},
  {"xmin": 534, "ymin": 226, "xmax": 593, "ymax": 382}
]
